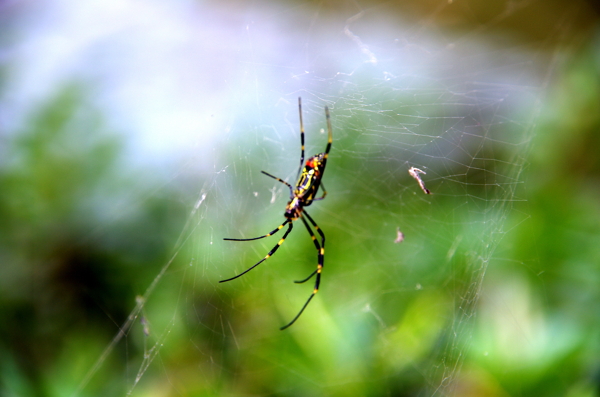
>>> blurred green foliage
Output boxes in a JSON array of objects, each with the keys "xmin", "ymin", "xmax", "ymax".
[{"xmin": 0, "ymin": 85, "xmax": 188, "ymax": 396}]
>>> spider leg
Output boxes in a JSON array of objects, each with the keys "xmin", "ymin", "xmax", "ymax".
[
  {"xmin": 261, "ymin": 171, "xmax": 294, "ymax": 196},
  {"xmin": 221, "ymin": 220, "xmax": 294, "ymax": 283},
  {"xmin": 223, "ymin": 218, "xmax": 290, "ymax": 242},
  {"xmin": 308, "ymin": 105, "xmax": 331, "ymax": 202},
  {"xmin": 280, "ymin": 290, "xmax": 316, "ymax": 331},
  {"xmin": 297, "ymin": 97, "xmax": 305, "ymax": 179},
  {"xmin": 280, "ymin": 211, "xmax": 324, "ymax": 330},
  {"xmin": 294, "ymin": 269, "xmax": 317, "ymax": 284},
  {"xmin": 323, "ymin": 106, "xmax": 332, "ymax": 158},
  {"xmin": 312, "ymin": 181, "xmax": 327, "ymax": 201},
  {"xmin": 293, "ymin": 210, "xmax": 325, "ymax": 283}
]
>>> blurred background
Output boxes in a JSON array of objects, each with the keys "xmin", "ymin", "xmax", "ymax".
[{"xmin": 1, "ymin": 0, "xmax": 600, "ymax": 396}]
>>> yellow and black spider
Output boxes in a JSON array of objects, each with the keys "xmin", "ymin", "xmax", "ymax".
[{"xmin": 222, "ymin": 97, "xmax": 332, "ymax": 330}]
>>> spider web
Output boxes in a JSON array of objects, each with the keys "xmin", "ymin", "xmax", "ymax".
[{"xmin": 1, "ymin": 0, "xmax": 595, "ymax": 396}]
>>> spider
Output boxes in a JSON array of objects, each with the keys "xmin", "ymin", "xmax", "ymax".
[{"xmin": 222, "ymin": 97, "xmax": 332, "ymax": 330}]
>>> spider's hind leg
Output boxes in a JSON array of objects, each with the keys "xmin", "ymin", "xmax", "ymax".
[{"xmin": 280, "ymin": 211, "xmax": 324, "ymax": 330}]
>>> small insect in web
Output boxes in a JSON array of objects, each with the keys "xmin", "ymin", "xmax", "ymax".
[
  {"xmin": 408, "ymin": 166, "xmax": 431, "ymax": 195},
  {"xmin": 394, "ymin": 227, "xmax": 405, "ymax": 244},
  {"xmin": 222, "ymin": 97, "xmax": 332, "ymax": 330}
]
